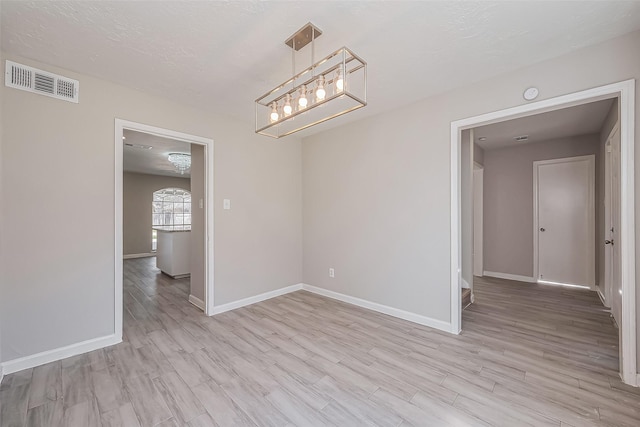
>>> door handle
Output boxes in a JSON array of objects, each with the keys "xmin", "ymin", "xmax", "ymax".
[
  {"xmin": 540, "ymin": 228, "xmax": 545, "ymax": 232},
  {"xmin": 605, "ymin": 239, "xmax": 614, "ymax": 245}
]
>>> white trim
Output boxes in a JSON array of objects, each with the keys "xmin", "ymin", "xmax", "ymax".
[
  {"xmin": 618, "ymin": 81, "xmax": 636, "ymax": 387},
  {"xmin": 461, "ymin": 278, "xmax": 471, "ymax": 289},
  {"xmin": 211, "ymin": 284, "xmax": 303, "ymax": 315},
  {"xmin": 533, "ymin": 155, "xmax": 596, "ymax": 288},
  {"xmin": 483, "ymin": 271, "xmax": 536, "ymax": 283},
  {"xmin": 189, "ymin": 295, "xmax": 205, "ymax": 311},
  {"xmin": 0, "ymin": 334, "xmax": 120, "ymax": 375},
  {"xmin": 450, "ymin": 124, "xmax": 462, "ymax": 334},
  {"xmin": 302, "ymin": 284, "xmax": 452, "ymax": 332},
  {"xmin": 635, "ymin": 374, "xmax": 640, "ymax": 387},
  {"xmin": 123, "ymin": 252, "xmax": 155, "ymax": 259},
  {"xmin": 115, "ymin": 119, "xmax": 215, "ymax": 335},
  {"xmin": 0, "ymin": 364, "xmax": 4, "ymax": 384},
  {"xmin": 450, "ymin": 79, "xmax": 636, "ymax": 385},
  {"xmin": 473, "ymin": 167, "xmax": 484, "ymax": 277},
  {"xmin": 596, "ymin": 287, "xmax": 608, "ymax": 307}
]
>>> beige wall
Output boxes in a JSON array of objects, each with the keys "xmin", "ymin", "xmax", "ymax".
[
  {"xmin": 190, "ymin": 145, "xmax": 206, "ymax": 303},
  {"xmin": 0, "ymin": 52, "xmax": 303, "ymax": 363},
  {"xmin": 483, "ymin": 135, "xmax": 599, "ymax": 278},
  {"xmin": 302, "ymin": 30, "xmax": 640, "ymax": 371},
  {"xmin": 123, "ymin": 172, "xmax": 190, "ymax": 255}
]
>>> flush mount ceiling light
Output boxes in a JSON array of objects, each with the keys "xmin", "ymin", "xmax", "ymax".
[
  {"xmin": 167, "ymin": 153, "xmax": 191, "ymax": 175},
  {"xmin": 255, "ymin": 23, "xmax": 367, "ymax": 138}
]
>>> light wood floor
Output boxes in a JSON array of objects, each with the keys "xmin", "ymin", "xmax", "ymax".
[{"xmin": 1, "ymin": 259, "xmax": 639, "ymax": 426}]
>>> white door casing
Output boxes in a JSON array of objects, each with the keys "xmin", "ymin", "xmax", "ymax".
[
  {"xmin": 605, "ymin": 125, "xmax": 622, "ymax": 325},
  {"xmin": 473, "ymin": 165, "xmax": 484, "ymax": 277},
  {"xmin": 534, "ymin": 156, "xmax": 595, "ymax": 288}
]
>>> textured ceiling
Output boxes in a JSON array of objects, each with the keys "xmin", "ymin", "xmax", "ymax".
[
  {"xmin": 123, "ymin": 130, "xmax": 191, "ymax": 178},
  {"xmin": 2, "ymin": 1, "xmax": 640, "ymax": 136},
  {"xmin": 475, "ymin": 99, "xmax": 615, "ymax": 150}
]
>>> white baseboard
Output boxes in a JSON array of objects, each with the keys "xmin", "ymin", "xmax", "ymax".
[
  {"xmin": 0, "ymin": 364, "xmax": 4, "ymax": 384},
  {"xmin": 189, "ymin": 294, "xmax": 205, "ymax": 311},
  {"xmin": 123, "ymin": 252, "xmax": 155, "ymax": 259},
  {"xmin": 210, "ymin": 284, "xmax": 303, "ymax": 315},
  {"xmin": 209, "ymin": 282, "xmax": 451, "ymax": 333},
  {"xmin": 301, "ymin": 284, "xmax": 452, "ymax": 333},
  {"xmin": 636, "ymin": 373, "xmax": 640, "ymax": 388},
  {"xmin": 0, "ymin": 334, "xmax": 121, "ymax": 375},
  {"xmin": 483, "ymin": 271, "xmax": 536, "ymax": 283},
  {"xmin": 462, "ymin": 278, "xmax": 471, "ymax": 289}
]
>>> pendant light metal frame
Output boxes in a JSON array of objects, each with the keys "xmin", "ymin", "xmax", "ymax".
[{"xmin": 255, "ymin": 23, "xmax": 367, "ymax": 138}]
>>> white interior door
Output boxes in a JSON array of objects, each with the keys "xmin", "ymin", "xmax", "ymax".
[
  {"xmin": 605, "ymin": 127, "xmax": 621, "ymax": 324},
  {"xmin": 473, "ymin": 167, "xmax": 483, "ymax": 276},
  {"xmin": 535, "ymin": 156, "xmax": 595, "ymax": 288}
]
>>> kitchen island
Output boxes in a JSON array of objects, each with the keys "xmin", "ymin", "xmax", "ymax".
[{"xmin": 154, "ymin": 226, "xmax": 191, "ymax": 278}]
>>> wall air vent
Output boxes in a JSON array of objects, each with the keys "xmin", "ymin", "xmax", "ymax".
[{"xmin": 5, "ymin": 60, "xmax": 79, "ymax": 103}]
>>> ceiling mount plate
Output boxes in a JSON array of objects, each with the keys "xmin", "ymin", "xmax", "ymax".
[{"xmin": 285, "ymin": 23, "xmax": 322, "ymax": 51}]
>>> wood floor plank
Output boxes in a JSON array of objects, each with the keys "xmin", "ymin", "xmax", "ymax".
[
  {"xmin": 154, "ymin": 371, "xmax": 206, "ymax": 424},
  {"xmin": 100, "ymin": 403, "xmax": 141, "ymax": 427},
  {"xmin": 27, "ymin": 361, "xmax": 62, "ymax": 409},
  {"xmin": 124, "ymin": 374, "xmax": 173, "ymax": 427},
  {"xmin": 0, "ymin": 384, "xmax": 30, "ymax": 427}
]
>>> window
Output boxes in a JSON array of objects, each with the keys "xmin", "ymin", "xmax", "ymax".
[{"xmin": 152, "ymin": 187, "xmax": 192, "ymax": 232}]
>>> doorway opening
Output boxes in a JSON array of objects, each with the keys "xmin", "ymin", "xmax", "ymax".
[
  {"xmin": 450, "ymin": 80, "xmax": 636, "ymax": 386},
  {"xmin": 115, "ymin": 119, "xmax": 215, "ymax": 341}
]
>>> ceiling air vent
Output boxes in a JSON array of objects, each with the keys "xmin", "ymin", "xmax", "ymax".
[
  {"xmin": 514, "ymin": 135, "xmax": 529, "ymax": 142},
  {"xmin": 5, "ymin": 60, "xmax": 79, "ymax": 103}
]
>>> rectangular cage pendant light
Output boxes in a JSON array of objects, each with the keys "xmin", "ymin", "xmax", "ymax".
[{"xmin": 255, "ymin": 23, "xmax": 367, "ymax": 138}]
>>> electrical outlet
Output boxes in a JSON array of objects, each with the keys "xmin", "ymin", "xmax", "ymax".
[{"xmin": 329, "ymin": 268, "xmax": 335, "ymax": 278}]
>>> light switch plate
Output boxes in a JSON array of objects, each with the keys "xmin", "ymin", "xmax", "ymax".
[{"xmin": 223, "ymin": 199, "xmax": 231, "ymax": 210}]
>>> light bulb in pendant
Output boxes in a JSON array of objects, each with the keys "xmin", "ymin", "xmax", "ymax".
[
  {"xmin": 269, "ymin": 102, "xmax": 279, "ymax": 123},
  {"xmin": 316, "ymin": 75, "xmax": 326, "ymax": 101},
  {"xmin": 335, "ymin": 65, "xmax": 344, "ymax": 93},
  {"xmin": 283, "ymin": 94, "xmax": 292, "ymax": 117},
  {"xmin": 298, "ymin": 85, "xmax": 308, "ymax": 109}
]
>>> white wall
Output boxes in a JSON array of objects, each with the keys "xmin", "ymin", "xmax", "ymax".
[
  {"xmin": 0, "ymin": 52, "xmax": 303, "ymax": 363},
  {"xmin": 302, "ymin": 31, "xmax": 640, "ymax": 370},
  {"xmin": 123, "ymin": 172, "xmax": 190, "ymax": 255}
]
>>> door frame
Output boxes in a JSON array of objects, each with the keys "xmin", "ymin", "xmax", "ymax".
[
  {"xmin": 604, "ymin": 123, "xmax": 620, "ymax": 309},
  {"xmin": 450, "ymin": 79, "xmax": 636, "ymax": 386},
  {"xmin": 473, "ymin": 162, "xmax": 484, "ymax": 279},
  {"xmin": 114, "ymin": 119, "xmax": 216, "ymax": 342},
  {"xmin": 533, "ymin": 155, "xmax": 596, "ymax": 288}
]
